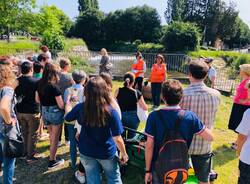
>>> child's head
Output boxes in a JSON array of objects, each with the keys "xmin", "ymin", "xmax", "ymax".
[
  {"xmin": 72, "ymin": 70, "xmax": 87, "ymax": 85},
  {"xmin": 33, "ymin": 62, "xmax": 43, "ymax": 74},
  {"xmin": 162, "ymin": 79, "xmax": 183, "ymax": 106},
  {"xmin": 239, "ymin": 64, "xmax": 250, "ymax": 78},
  {"xmin": 100, "ymin": 72, "xmax": 113, "ymax": 89},
  {"xmin": 59, "ymin": 58, "xmax": 71, "ymax": 72}
]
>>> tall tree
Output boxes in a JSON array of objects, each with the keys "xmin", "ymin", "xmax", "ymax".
[
  {"xmin": 164, "ymin": 0, "xmax": 185, "ymax": 23},
  {"xmin": 0, "ymin": 0, "xmax": 36, "ymax": 41},
  {"xmin": 78, "ymin": 0, "xmax": 99, "ymax": 13}
]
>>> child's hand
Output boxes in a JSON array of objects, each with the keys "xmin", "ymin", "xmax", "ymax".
[{"xmin": 75, "ymin": 133, "xmax": 80, "ymax": 141}]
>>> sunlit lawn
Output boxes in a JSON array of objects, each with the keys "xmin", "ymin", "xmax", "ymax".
[{"xmin": 13, "ymin": 81, "xmax": 238, "ymax": 184}]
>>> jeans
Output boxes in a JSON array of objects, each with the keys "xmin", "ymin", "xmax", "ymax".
[
  {"xmin": 41, "ymin": 106, "xmax": 64, "ymax": 125},
  {"xmin": 80, "ymin": 154, "xmax": 122, "ymax": 184},
  {"xmin": 151, "ymin": 82, "xmax": 162, "ymax": 107},
  {"xmin": 0, "ymin": 134, "xmax": 16, "ymax": 184},
  {"xmin": 67, "ymin": 124, "xmax": 77, "ymax": 169},
  {"xmin": 121, "ymin": 111, "xmax": 140, "ymax": 139}
]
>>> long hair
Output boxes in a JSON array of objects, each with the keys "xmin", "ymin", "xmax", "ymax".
[
  {"xmin": 123, "ymin": 72, "xmax": 135, "ymax": 87},
  {"xmin": 83, "ymin": 76, "xmax": 112, "ymax": 127},
  {"xmin": 38, "ymin": 63, "xmax": 59, "ymax": 95}
]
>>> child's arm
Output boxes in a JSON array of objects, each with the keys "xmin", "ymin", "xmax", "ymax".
[{"xmin": 237, "ymin": 134, "xmax": 247, "ymax": 156}]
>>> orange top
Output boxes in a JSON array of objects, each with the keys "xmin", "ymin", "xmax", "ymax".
[
  {"xmin": 132, "ymin": 59, "xmax": 145, "ymax": 77},
  {"xmin": 150, "ymin": 63, "xmax": 166, "ymax": 83}
]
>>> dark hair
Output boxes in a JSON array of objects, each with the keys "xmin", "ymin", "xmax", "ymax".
[
  {"xmin": 162, "ymin": 79, "xmax": 183, "ymax": 105},
  {"xmin": 38, "ymin": 63, "xmax": 59, "ymax": 95},
  {"xmin": 33, "ymin": 62, "xmax": 43, "ymax": 74},
  {"xmin": 123, "ymin": 72, "xmax": 135, "ymax": 87},
  {"xmin": 83, "ymin": 76, "xmax": 112, "ymax": 127},
  {"xmin": 189, "ymin": 60, "xmax": 209, "ymax": 80},
  {"xmin": 40, "ymin": 45, "xmax": 49, "ymax": 52},
  {"xmin": 72, "ymin": 70, "xmax": 87, "ymax": 84},
  {"xmin": 100, "ymin": 72, "xmax": 113, "ymax": 88},
  {"xmin": 136, "ymin": 51, "xmax": 142, "ymax": 59},
  {"xmin": 37, "ymin": 54, "xmax": 48, "ymax": 62},
  {"xmin": 21, "ymin": 61, "xmax": 33, "ymax": 75},
  {"xmin": 59, "ymin": 58, "xmax": 70, "ymax": 69}
]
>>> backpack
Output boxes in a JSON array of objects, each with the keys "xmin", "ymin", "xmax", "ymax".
[{"xmin": 155, "ymin": 110, "xmax": 188, "ymax": 184}]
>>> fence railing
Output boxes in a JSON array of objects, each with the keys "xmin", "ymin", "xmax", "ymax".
[{"xmin": 0, "ymin": 48, "xmax": 240, "ymax": 94}]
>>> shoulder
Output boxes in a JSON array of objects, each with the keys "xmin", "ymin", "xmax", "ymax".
[
  {"xmin": 243, "ymin": 109, "xmax": 250, "ymax": 119},
  {"xmin": 204, "ymin": 86, "xmax": 221, "ymax": 97}
]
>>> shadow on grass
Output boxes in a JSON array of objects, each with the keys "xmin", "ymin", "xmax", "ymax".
[{"xmin": 213, "ymin": 144, "xmax": 237, "ymax": 167}]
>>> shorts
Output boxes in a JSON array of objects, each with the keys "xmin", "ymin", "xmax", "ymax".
[
  {"xmin": 41, "ymin": 106, "xmax": 64, "ymax": 126},
  {"xmin": 238, "ymin": 160, "xmax": 250, "ymax": 184},
  {"xmin": 191, "ymin": 153, "xmax": 213, "ymax": 183}
]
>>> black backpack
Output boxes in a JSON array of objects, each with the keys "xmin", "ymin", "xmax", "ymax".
[{"xmin": 155, "ymin": 110, "xmax": 188, "ymax": 184}]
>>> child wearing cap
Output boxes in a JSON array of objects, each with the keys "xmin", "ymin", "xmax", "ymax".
[{"xmin": 228, "ymin": 64, "xmax": 250, "ymax": 148}]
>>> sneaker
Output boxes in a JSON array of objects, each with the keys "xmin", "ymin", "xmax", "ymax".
[
  {"xmin": 65, "ymin": 141, "xmax": 70, "ymax": 146},
  {"xmin": 75, "ymin": 171, "xmax": 85, "ymax": 184},
  {"xmin": 48, "ymin": 159, "xmax": 65, "ymax": 170},
  {"xmin": 57, "ymin": 141, "xmax": 63, "ymax": 147}
]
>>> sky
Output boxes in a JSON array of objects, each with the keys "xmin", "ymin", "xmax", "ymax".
[{"xmin": 37, "ymin": 0, "xmax": 250, "ymax": 26}]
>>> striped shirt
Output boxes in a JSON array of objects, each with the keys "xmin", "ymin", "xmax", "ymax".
[{"xmin": 180, "ymin": 82, "xmax": 221, "ymax": 155}]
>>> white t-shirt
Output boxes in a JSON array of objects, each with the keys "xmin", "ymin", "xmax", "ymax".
[
  {"xmin": 208, "ymin": 67, "xmax": 217, "ymax": 80},
  {"xmin": 236, "ymin": 109, "xmax": 250, "ymax": 165}
]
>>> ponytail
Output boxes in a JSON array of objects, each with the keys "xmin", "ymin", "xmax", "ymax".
[
  {"xmin": 124, "ymin": 78, "xmax": 130, "ymax": 87},
  {"xmin": 123, "ymin": 72, "xmax": 135, "ymax": 87}
]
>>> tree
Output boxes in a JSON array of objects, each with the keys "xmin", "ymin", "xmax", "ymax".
[
  {"xmin": 0, "ymin": 0, "xmax": 35, "ymax": 41},
  {"xmin": 161, "ymin": 21, "xmax": 201, "ymax": 52},
  {"xmin": 73, "ymin": 9, "xmax": 105, "ymax": 47},
  {"xmin": 164, "ymin": 0, "xmax": 185, "ymax": 23},
  {"xmin": 78, "ymin": 0, "xmax": 99, "ymax": 13}
]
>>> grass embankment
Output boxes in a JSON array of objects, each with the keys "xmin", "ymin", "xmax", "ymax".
[
  {"xmin": 0, "ymin": 38, "xmax": 85, "ymax": 55},
  {"xmin": 12, "ymin": 81, "xmax": 238, "ymax": 184}
]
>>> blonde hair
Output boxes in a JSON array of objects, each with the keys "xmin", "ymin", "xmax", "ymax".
[
  {"xmin": 240, "ymin": 64, "xmax": 250, "ymax": 76},
  {"xmin": 0, "ymin": 65, "xmax": 17, "ymax": 89},
  {"xmin": 101, "ymin": 48, "xmax": 108, "ymax": 56}
]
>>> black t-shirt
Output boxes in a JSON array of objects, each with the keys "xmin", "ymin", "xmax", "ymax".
[
  {"xmin": 38, "ymin": 83, "xmax": 62, "ymax": 106},
  {"xmin": 15, "ymin": 76, "xmax": 39, "ymax": 114},
  {"xmin": 116, "ymin": 87, "xmax": 142, "ymax": 112}
]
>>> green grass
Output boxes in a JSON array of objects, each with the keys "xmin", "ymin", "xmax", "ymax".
[{"xmin": 13, "ymin": 81, "xmax": 238, "ymax": 184}]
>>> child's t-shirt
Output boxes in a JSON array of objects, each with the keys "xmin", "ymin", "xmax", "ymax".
[{"xmin": 236, "ymin": 109, "xmax": 250, "ymax": 165}]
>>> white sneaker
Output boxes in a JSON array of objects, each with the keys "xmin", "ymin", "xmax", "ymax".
[{"xmin": 75, "ymin": 171, "xmax": 85, "ymax": 184}]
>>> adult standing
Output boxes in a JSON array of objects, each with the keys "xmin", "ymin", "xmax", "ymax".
[
  {"xmin": 149, "ymin": 54, "xmax": 166, "ymax": 109},
  {"xmin": 0, "ymin": 64, "xmax": 18, "ymax": 184},
  {"xmin": 180, "ymin": 61, "xmax": 220, "ymax": 184},
  {"xmin": 205, "ymin": 58, "xmax": 217, "ymax": 89},
  {"xmin": 36, "ymin": 63, "xmax": 65, "ymax": 170},
  {"xmin": 131, "ymin": 52, "xmax": 146, "ymax": 92},
  {"xmin": 65, "ymin": 76, "xmax": 128, "ymax": 184},
  {"xmin": 15, "ymin": 62, "xmax": 40, "ymax": 163},
  {"xmin": 115, "ymin": 72, "xmax": 148, "ymax": 138},
  {"xmin": 99, "ymin": 48, "xmax": 112, "ymax": 77}
]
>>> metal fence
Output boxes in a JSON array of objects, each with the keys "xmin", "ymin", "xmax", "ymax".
[{"xmin": 0, "ymin": 48, "xmax": 241, "ymax": 94}]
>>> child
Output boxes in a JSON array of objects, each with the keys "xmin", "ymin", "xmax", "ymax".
[
  {"xmin": 64, "ymin": 70, "xmax": 87, "ymax": 184},
  {"xmin": 33, "ymin": 62, "xmax": 43, "ymax": 79},
  {"xmin": 236, "ymin": 109, "xmax": 250, "ymax": 184}
]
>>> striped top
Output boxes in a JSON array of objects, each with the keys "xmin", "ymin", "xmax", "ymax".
[{"xmin": 180, "ymin": 82, "xmax": 221, "ymax": 155}]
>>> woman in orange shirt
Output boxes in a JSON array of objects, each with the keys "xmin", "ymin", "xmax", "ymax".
[{"xmin": 149, "ymin": 54, "xmax": 166, "ymax": 109}]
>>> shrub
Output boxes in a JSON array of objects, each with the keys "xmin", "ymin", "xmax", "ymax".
[
  {"xmin": 41, "ymin": 31, "xmax": 65, "ymax": 56},
  {"xmin": 137, "ymin": 43, "xmax": 164, "ymax": 53},
  {"xmin": 161, "ymin": 22, "xmax": 201, "ymax": 52},
  {"xmin": 68, "ymin": 55, "xmax": 95, "ymax": 74},
  {"xmin": 233, "ymin": 55, "xmax": 250, "ymax": 70}
]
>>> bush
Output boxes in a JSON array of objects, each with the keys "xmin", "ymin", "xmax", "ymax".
[
  {"xmin": 41, "ymin": 31, "xmax": 65, "ymax": 56},
  {"xmin": 69, "ymin": 55, "xmax": 95, "ymax": 74},
  {"xmin": 137, "ymin": 43, "xmax": 164, "ymax": 53},
  {"xmin": 161, "ymin": 22, "xmax": 201, "ymax": 52},
  {"xmin": 233, "ymin": 55, "xmax": 250, "ymax": 70}
]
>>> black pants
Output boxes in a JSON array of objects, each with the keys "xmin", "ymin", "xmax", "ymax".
[
  {"xmin": 151, "ymin": 82, "xmax": 162, "ymax": 107},
  {"xmin": 133, "ymin": 77, "xmax": 143, "ymax": 92},
  {"xmin": 238, "ymin": 161, "xmax": 250, "ymax": 184}
]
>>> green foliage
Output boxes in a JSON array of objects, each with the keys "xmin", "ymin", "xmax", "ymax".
[
  {"xmin": 137, "ymin": 43, "xmax": 164, "ymax": 53},
  {"xmin": 78, "ymin": 0, "xmax": 99, "ymax": 13},
  {"xmin": 165, "ymin": 0, "xmax": 185, "ymax": 23},
  {"xmin": 41, "ymin": 31, "xmax": 65, "ymax": 55},
  {"xmin": 161, "ymin": 22, "xmax": 201, "ymax": 52},
  {"xmin": 69, "ymin": 55, "xmax": 94, "ymax": 73},
  {"xmin": 64, "ymin": 39, "xmax": 86, "ymax": 51},
  {"xmin": 233, "ymin": 55, "xmax": 250, "ymax": 70},
  {"xmin": 72, "ymin": 9, "xmax": 105, "ymax": 48},
  {"xmin": 103, "ymin": 5, "xmax": 162, "ymax": 44}
]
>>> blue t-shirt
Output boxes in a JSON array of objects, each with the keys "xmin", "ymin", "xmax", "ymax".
[
  {"xmin": 65, "ymin": 103, "xmax": 124, "ymax": 159},
  {"xmin": 145, "ymin": 109, "xmax": 205, "ymax": 163}
]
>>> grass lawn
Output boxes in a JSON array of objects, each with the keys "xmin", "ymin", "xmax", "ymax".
[{"xmin": 13, "ymin": 81, "xmax": 238, "ymax": 184}]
